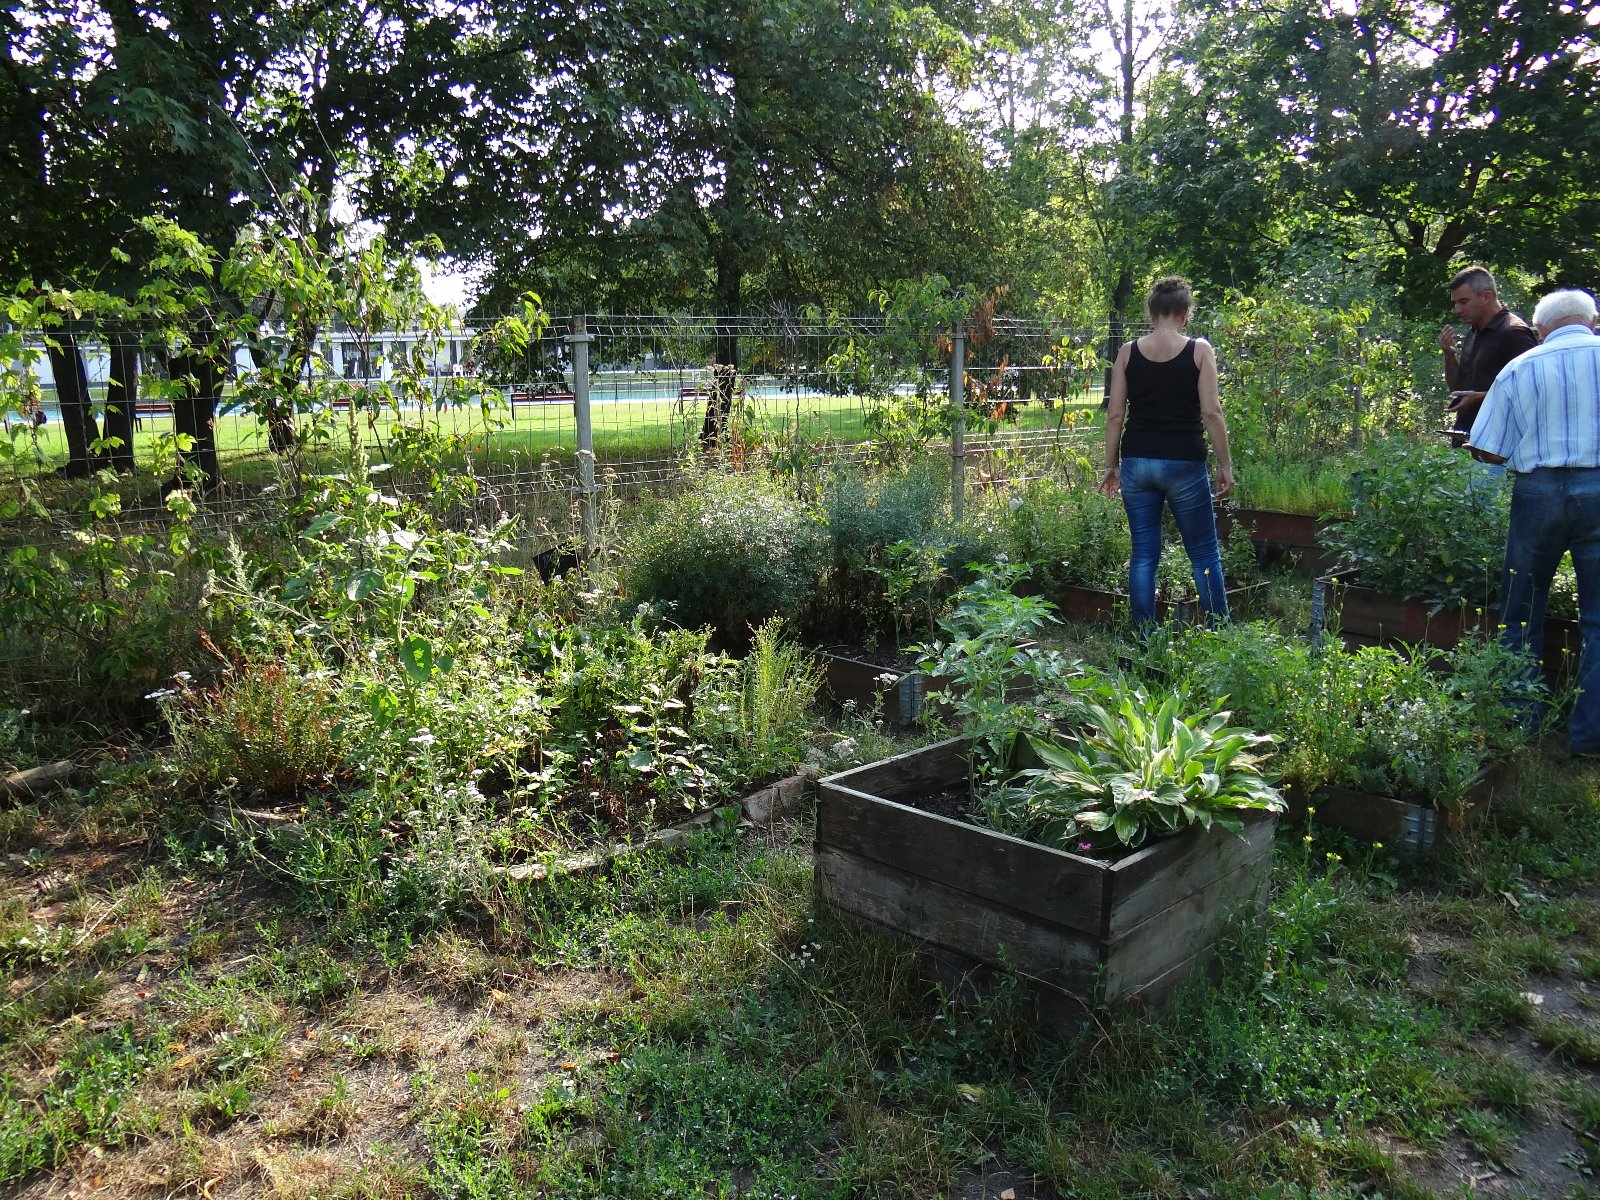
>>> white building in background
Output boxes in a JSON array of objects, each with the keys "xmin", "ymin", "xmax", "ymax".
[{"xmin": 11, "ymin": 328, "xmax": 477, "ymax": 390}]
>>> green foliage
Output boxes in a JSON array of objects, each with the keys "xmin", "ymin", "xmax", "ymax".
[
  {"xmin": 0, "ymin": 479, "xmax": 207, "ymax": 707},
  {"xmin": 1206, "ymin": 298, "xmax": 1430, "ymax": 465},
  {"xmin": 559, "ymin": 1037, "xmax": 838, "ymax": 1197},
  {"xmin": 621, "ymin": 473, "xmax": 827, "ymax": 649},
  {"xmin": 535, "ymin": 610, "xmax": 750, "ymax": 818},
  {"xmin": 416, "ymin": 1072, "xmax": 525, "ymax": 1199},
  {"xmin": 985, "ymin": 678, "xmax": 1283, "ymax": 853},
  {"xmin": 739, "ymin": 620, "xmax": 824, "ymax": 779},
  {"xmin": 1164, "ymin": 865, "xmax": 1451, "ymax": 1136},
  {"xmin": 155, "ymin": 660, "xmax": 348, "ymax": 799},
  {"xmin": 1163, "ymin": 0, "xmax": 1600, "ymax": 307},
  {"xmin": 870, "ymin": 539, "xmax": 952, "ymax": 645},
  {"xmin": 819, "ymin": 460, "xmax": 951, "ymax": 640},
  {"xmin": 0, "ymin": 1023, "xmax": 167, "ymax": 1183},
  {"xmin": 1007, "ymin": 470, "xmax": 1130, "ymax": 593},
  {"xmin": 1321, "ymin": 438, "xmax": 1508, "ymax": 610},
  {"xmin": 916, "ymin": 560, "xmax": 1074, "ymax": 790},
  {"xmin": 1144, "ymin": 622, "xmax": 1538, "ymax": 804},
  {"xmin": 1229, "ymin": 457, "xmax": 1354, "ymax": 517}
]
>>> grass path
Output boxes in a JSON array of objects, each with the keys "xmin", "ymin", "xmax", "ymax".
[{"xmin": 2, "ymin": 713, "xmax": 1597, "ymax": 1198}]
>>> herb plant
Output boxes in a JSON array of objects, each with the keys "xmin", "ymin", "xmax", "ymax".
[
  {"xmin": 1143, "ymin": 621, "xmax": 1541, "ymax": 806},
  {"xmin": 621, "ymin": 472, "xmax": 827, "ymax": 650},
  {"xmin": 1006, "ymin": 470, "xmax": 1130, "ymax": 594},
  {"xmin": 1319, "ymin": 437, "xmax": 1508, "ymax": 611}
]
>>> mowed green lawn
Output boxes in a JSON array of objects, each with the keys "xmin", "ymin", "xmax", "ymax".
[{"xmin": 10, "ymin": 386, "xmax": 1104, "ymax": 483}]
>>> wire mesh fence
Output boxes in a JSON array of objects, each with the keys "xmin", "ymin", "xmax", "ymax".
[
  {"xmin": 2, "ymin": 312, "xmax": 1111, "ymax": 547},
  {"xmin": 3, "ymin": 304, "xmax": 1439, "ymax": 556}
]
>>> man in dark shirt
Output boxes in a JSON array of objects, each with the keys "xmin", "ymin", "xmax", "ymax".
[{"xmin": 1439, "ymin": 265, "xmax": 1539, "ymax": 433}]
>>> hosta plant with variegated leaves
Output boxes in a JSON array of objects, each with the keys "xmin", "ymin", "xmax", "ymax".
[{"xmin": 981, "ymin": 678, "xmax": 1284, "ymax": 855}]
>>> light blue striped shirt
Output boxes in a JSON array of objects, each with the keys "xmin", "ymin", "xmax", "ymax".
[{"xmin": 1468, "ymin": 323, "xmax": 1600, "ymax": 472}]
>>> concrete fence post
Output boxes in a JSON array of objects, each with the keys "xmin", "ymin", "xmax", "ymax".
[
  {"xmin": 568, "ymin": 315, "xmax": 598, "ymax": 556},
  {"xmin": 949, "ymin": 320, "xmax": 966, "ymax": 522}
]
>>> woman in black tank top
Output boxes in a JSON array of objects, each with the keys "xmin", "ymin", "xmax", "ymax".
[{"xmin": 1098, "ymin": 277, "xmax": 1237, "ymax": 629}]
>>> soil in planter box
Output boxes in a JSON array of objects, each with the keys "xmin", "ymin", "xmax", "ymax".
[
  {"xmin": 907, "ymin": 783, "xmax": 1139, "ymax": 864},
  {"xmin": 817, "ymin": 643, "xmax": 921, "ymax": 673}
]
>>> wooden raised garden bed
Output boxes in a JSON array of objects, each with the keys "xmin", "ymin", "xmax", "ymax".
[
  {"xmin": 1309, "ymin": 570, "xmax": 1490, "ymax": 650},
  {"xmin": 1286, "ymin": 758, "xmax": 1518, "ymax": 860},
  {"xmin": 1216, "ymin": 506, "xmax": 1342, "ymax": 576},
  {"xmin": 1310, "ymin": 570, "xmax": 1579, "ymax": 678},
  {"xmin": 821, "ymin": 647, "xmax": 928, "ymax": 727},
  {"xmin": 815, "ymin": 738, "xmax": 1277, "ymax": 1018},
  {"xmin": 1044, "ymin": 580, "xmax": 1268, "ymax": 627},
  {"xmin": 821, "ymin": 640, "xmax": 1041, "ymax": 728}
]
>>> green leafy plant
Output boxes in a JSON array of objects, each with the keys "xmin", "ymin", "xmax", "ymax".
[
  {"xmin": 1006, "ymin": 469, "xmax": 1130, "ymax": 594},
  {"xmin": 154, "ymin": 659, "xmax": 349, "ymax": 799},
  {"xmin": 916, "ymin": 561, "xmax": 1075, "ymax": 790},
  {"xmin": 983, "ymin": 677, "xmax": 1283, "ymax": 853},
  {"xmin": 621, "ymin": 472, "xmax": 827, "ymax": 650},
  {"xmin": 1144, "ymin": 621, "xmax": 1540, "ymax": 805},
  {"xmin": 1320, "ymin": 437, "xmax": 1507, "ymax": 610},
  {"xmin": 817, "ymin": 460, "xmax": 951, "ymax": 642},
  {"xmin": 869, "ymin": 538, "xmax": 951, "ymax": 645},
  {"xmin": 1207, "ymin": 294, "xmax": 1430, "ymax": 466},
  {"xmin": 739, "ymin": 619, "xmax": 824, "ymax": 778}
]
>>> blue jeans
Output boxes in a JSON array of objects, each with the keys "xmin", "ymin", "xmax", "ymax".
[
  {"xmin": 1500, "ymin": 467, "xmax": 1600, "ymax": 753},
  {"xmin": 1121, "ymin": 456, "xmax": 1228, "ymax": 629}
]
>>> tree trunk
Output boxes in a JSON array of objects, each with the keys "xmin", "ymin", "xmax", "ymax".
[
  {"xmin": 699, "ymin": 252, "xmax": 743, "ymax": 448},
  {"xmin": 1102, "ymin": 266, "xmax": 1134, "ymax": 406},
  {"xmin": 104, "ymin": 334, "xmax": 139, "ymax": 473},
  {"xmin": 244, "ymin": 336, "xmax": 301, "ymax": 456},
  {"xmin": 46, "ymin": 334, "xmax": 102, "ymax": 476},
  {"xmin": 169, "ymin": 348, "xmax": 223, "ymax": 490}
]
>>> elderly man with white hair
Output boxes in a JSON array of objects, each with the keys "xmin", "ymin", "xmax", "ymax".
[{"xmin": 1467, "ymin": 288, "xmax": 1600, "ymax": 755}]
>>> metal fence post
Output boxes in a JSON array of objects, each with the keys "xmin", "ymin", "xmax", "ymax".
[
  {"xmin": 568, "ymin": 315, "xmax": 598, "ymax": 556},
  {"xmin": 949, "ymin": 320, "xmax": 966, "ymax": 522}
]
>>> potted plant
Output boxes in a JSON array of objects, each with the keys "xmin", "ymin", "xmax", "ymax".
[{"xmin": 815, "ymin": 656, "xmax": 1285, "ymax": 1017}]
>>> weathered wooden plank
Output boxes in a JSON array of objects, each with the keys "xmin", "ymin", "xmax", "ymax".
[
  {"xmin": 822, "ymin": 653, "xmax": 926, "ymax": 727},
  {"xmin": 1313, "ymin": 571, "xmax": 1492, "ymax": 648},
  {"xmin": 1314, "ymin": 786, "xmax": 1432, "ymax": 853},
  {"xmin": 1314, "ymin": 756, "xmax": 1517, "ymax": 858},
  {"xmin": 815, "ymin": 844, "xmax": 1102, "ymax": 994},
  {"xmin": 0, "ymin": 760, "xmax": 91, "ymax": 803},
  {"xmin": 1105, "ymin": 810, "xmax": 1277, "ymax": 938},
  {"xmin": 1102, "ymin": 842, "xmax": 1273, "ymax": 997},
  {"xmin": 920, "ymin": 942, "xmax": 1093, "ymax": 1033},
  {"xmin": 816, "ymin": 788, "xmax": 1107, "ymax": 935},
  {"xmin": 820, "ymin": 738, "xmax": 969, "ymax": 804},
  {"xmin": 1107, "ymin": 943, "xmax": 1210, "ymax": 1013}
]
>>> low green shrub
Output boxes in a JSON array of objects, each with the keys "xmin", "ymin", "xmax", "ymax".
[
  {"xmin": 1007, "ymin": 472, "xmax": 1129, "ymax": 593},
  {"xmin": 155, "ymin": 659, "xmax": 350, "ymax": 800},
  {"xmin": 916, "ymin": 561, "xmax": 1074, "ymax": 789},
  {"xmin": 813, "ymin": 459, "xmax": 1004, "ymax": 643},
  {"xmin": 622, "ymin": 473, "xmax": 827, "ymax": 649},
  {"xmin": 1144, "ymin": 622, "xmax": 1539, "ymax": 804},
  {"xmin": 739, "ymin": 619, "xmax": 824, "ymax": 779},
  {"xmin": 1319, "ymin": 438, "xmax": 1507, "ymax": 610},
  {"xmin": 1007, "ymin": 469, "xmax": 1253, "ymax": 599}
]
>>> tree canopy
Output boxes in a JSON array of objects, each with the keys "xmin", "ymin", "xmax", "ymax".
[{"xmin": 1144, "ymin": 0, "xmax": 1600, "ymax": 309}]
